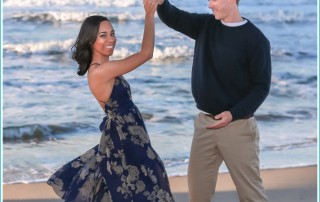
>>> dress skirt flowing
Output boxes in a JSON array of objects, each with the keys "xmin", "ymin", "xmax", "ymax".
[{"xmin": 47, "ymin": 76, "xmax": 174, "ymax": 202}]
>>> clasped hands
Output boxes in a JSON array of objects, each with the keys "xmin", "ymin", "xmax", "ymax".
[
  {"xmin": 143, "ymin": 0, "xmax": 162, "ymax": 14},
  {"xmin": 143, "ymin": 0, "xmax": 164, "ymax": 5},
  {"xmin": 143, "ymin": 0, "xmax": 163, "ymax": 7}
]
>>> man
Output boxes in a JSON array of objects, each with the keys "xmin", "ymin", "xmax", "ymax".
[{"xmin": 157, "ymin": 0, "xmax": 271, "ymax": 201}]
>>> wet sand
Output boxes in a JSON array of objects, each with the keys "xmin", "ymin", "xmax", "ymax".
[{"xmin": 3, "ymin": 165, "xmax": 317, "ymax": 202}]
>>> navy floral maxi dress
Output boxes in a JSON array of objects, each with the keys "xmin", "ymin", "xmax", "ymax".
[{"xmin": 47, "ymin": 76, "xmax": 175, "ymax": 202}]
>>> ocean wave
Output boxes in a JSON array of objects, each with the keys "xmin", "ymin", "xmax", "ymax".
[
  {"xmin": 153, "ymin": 46, "xmax": 194, "ymax": 60},
  {"xmin": 273, "ymin": 72, "xmax": 317, "ymax": 85},
  {"xmin": 6, "ymin": 10, "xmax": 316, "ymax": 25},
  {"xmin": 255, "ymin": 114, "xmax": 293, "ymax": 121},
  {"xmin": 6, "ymin": 11, "xmax": 144, "ymax": 23},
  {"xmin": 3, "ymin": 40, "xmax": 194, "ymax": 60},
  {"xmin": 271, "ymin": 49, "xmax": 316, "ymax": 59},
  {"xmin": 6, "ymin": 40, "xmax": 313, "ymax": 60},
  {"xmin": 271, "ymin": 48, "xmax": 294, "ymax": 58},
  {"xmin": 151, "ymin": 116, "xmax": 183, "ymax": 124},
  {"xmin": 3, "ymin": 39, "xmax": 74, "ymax": 55},
  {"xmin": 246, "ymin": 9, "xmax": 316, "ymax": 24},
  {"xmin": 270, "ymin": 72, "xmax": 317, "ymax": 99},
  {"xmin": 3, "ymin": 0, "xmax": 137, "ymax": 8},
  {"xmin": 262, "ymin": 137, "xmax": 317, "ymax": 152},
  {"xmin": 106, "ymin": 45, "xmax": 193, "ymax": 60},
  {"xmin": 4, "ymin": 0, "xmax": 316, "ymax": 24},
  {"xmin": 163, "ymin": 156, "xmax": 189, "ymax": 167},
  {"xmin": 3, "ymin": 123, "xmax": 94, "ymax": 143},
  {"xmin": 89, "ymin": 45, "xmax": 193, "ymax": 60},
  {"xmin": 255, "ymin": 108, "xmax": 317, "ymax": 121}
]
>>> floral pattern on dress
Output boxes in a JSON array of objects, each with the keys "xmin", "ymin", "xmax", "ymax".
[{"xmin": 47, "ymin": 76, "xmax": 174, "ymax": 202}]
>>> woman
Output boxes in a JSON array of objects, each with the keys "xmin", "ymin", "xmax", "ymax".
[{"xmin": 47, "ymin": 0, "xmax": 174, "ymax": 201}]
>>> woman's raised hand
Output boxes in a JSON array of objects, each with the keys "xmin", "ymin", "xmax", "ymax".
[{"xmin": 143, "ymin": 0, "xmax": 161, "ymax": 16}]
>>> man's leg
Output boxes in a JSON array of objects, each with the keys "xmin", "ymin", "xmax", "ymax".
[
  {"xmin": 188, "ymin": 113, "xmax": 223, "ymax": 202},
  {"xmin": 217, "ymin": 118, "xmax": 268, "ymax": 202}
]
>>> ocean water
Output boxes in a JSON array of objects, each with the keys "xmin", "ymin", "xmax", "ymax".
[{"xmin": 2, "ymin": 0, "xmax": 317, "ymax": 184}]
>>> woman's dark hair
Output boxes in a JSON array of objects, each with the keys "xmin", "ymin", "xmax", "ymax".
[{"xmin": 72, "ymin": 15, "xmax": 109, "ymax": 76}]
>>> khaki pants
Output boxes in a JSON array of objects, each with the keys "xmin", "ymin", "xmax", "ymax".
[{"xmin": 188, "ymin": 112, "xmax": 268, "ymax": 202}]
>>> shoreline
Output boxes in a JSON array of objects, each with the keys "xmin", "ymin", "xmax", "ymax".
[
  {"xmin": 3, "ymin": 165, "xmax": 318, "ymax": 202},
  {"xmin": 3, "ymin": 164, "xmax": 317, "ymax": 185}
]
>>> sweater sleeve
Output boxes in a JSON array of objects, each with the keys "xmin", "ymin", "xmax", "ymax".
[
  {"xmin": 157, "ymin": 0, "xmax": 207, "ymax": 40},
  {"xmin": 230, "ymin": 39, "xmax": 272, "ymax": 120}
]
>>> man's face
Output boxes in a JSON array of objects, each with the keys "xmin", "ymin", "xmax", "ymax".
[{"xmin": 208, "ymin": 0, "xmax": 231, "ymax": 21}]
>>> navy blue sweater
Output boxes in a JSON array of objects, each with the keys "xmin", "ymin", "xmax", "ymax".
[{"xmin": 157, "ymin": 0, "xmax": 271, "ymax": 120}]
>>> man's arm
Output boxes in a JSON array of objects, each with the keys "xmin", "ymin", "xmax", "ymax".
[
  {"xmin": 157, "ymin": 0, "xmax": 208, "ymax": 40},
  {"xmin": 230, "ymin": 39, "xmax": 272, "ymax": 121}
]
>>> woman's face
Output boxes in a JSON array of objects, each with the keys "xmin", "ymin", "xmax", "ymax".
[{"xmin": 91, "ymin": 20, "xmax": 117, "ymax": 57}]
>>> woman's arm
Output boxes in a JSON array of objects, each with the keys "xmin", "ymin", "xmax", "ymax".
[{"xmin": 92, "ymin": 0, "xmax": 159, "ymax": 81}]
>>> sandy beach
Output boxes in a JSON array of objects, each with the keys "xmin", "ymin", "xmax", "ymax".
[{"xmin": 3, "ymin": 165, "xmax": 317, "ymax": 202}]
